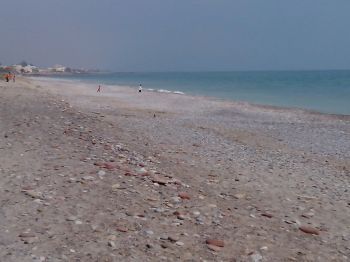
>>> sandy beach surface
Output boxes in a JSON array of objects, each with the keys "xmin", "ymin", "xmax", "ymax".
[{"xmin": 0, "ymin": 76, "xmax": 349, "ymax": 262}]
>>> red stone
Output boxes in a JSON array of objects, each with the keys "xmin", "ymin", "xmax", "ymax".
[
  {"xmin": 116, "ymin": 227, "xmax": 128, "ymax": 233},
  {"xmin": 299, "ymin": 226, "xmax": 319, "ymax": 235},
  {"xmin": 178, "ymin": 192, "xmax": 191, "ymax": 200},
  {"xmin": 104, "ymin": 163, "xmax": 115, "ymax": 170}
]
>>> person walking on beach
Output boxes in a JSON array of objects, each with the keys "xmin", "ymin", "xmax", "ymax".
[
  {"xmin": 4, "ymin": 72, "xmax": 10, "ymax": 82},
  {"xmin": 138, "ymin": 84, "xmax": 142, "ymax": 93},
  {"xmin": 13, "ymin": 74, "xmax": 15, "ymax": 83},
  {"xmin": 97, "ymin": 85, "xmax": 101, "ymax": 92}
]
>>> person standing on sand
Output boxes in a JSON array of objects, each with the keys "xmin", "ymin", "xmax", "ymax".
[
  {"xmin": 13, "ymin": 74, "xmax": 15, "ymax": 83},
  {"xmin": 138, "ymin": 84, "xmax": 142, "ymax": 93},
  {"xmin": 97, "ymin": 85, "xmax": 101, "ymax": 92}
]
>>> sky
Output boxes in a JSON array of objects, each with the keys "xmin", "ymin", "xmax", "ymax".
[{"xmin": 0, "ymin": 0, "xmax": 350, "ymax": 72}]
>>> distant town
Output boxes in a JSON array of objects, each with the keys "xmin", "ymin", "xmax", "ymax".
[{"xmin": 0, "ymin": 61, "xmax": 100, "ymax": 75}]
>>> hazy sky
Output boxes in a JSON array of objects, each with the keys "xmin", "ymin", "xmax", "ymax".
[{"xmin": 1, "ymin": 0, "xmax": 350, "ymax": 71}]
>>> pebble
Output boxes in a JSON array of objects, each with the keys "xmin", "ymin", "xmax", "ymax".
[
  {"xmin": 66, "ymin": 216, "xmax": 77, "ymax": 222},
  {"xmin": 177, "ymin": 214, "xmax": 186, "ymax": 220},
  {"xmin": 108, "ymin": 241, "xmax": 116, "ymax": 248},
  {"xmin": 206, "ymin": 239, "xmax": 225, "ymax": 247},
  {"xmin": 98, "ymin": 170, "xmax": 106, "ymax": 176},
  {"xmin": 23, "ymin": 190, "xmax": 43, "ymax": 199},
  {"xmin": 154, "ymin": 207, "xmax": 165, "ymax": 213},
  {"xmin": 82, "ymin": 176, "xmax": 95, "ymax": 181},
  {"xmin": 250, "ymin": 252, "xmax": 263, "ymax": 262},
  {"xmin": 145, "ymin": 230, "xmax": 154, "ymax": 235},
  {"xmin": 175, "ymin": 241, "xmax": 184, "ymax": 246},
  {"xmin": 193, "ymin": 211, "xmax": 201, "ymax": 217},
  {"xmin": 299, "ymin": 226, "xmax": 319, "ymax": 235},
  {"xmin": 171, "ymin": 197, "xmax": 181, "ymax": 204},
  {"xmin": 233, "ymin": 193, "xmax": 245, "ymax": 199},
  {"xmin": 178, "ymin": 192, "xmax": 191, "ymax": 200},
  {"xmin": 196, "ymin": 216, "xmax": 205, "ymax": 224},
  {"xmin": 168, "ymin": 236, "xmax": 179, "ymax": 242},
  {"xmin": 302, "ymin": 211, "xmax": 315, "ymax": 218},
  {"xmin": 151, "ymin": 175, "xmax": 169, "ymax": 185},
  {"xmin": 161, "ymin": 243, "xmax": 169, "ymax": 249},
  {"xmin": 261, "ymin": 213, "xmax": 273, "ymax": 218},
  {"xmin": 116, "ymin": 226, "xmax": 128, "ymax": 233},
  {"xmin": 19, "ymin": 232, "xmax": 36, "ymax": 238},
  {"xmin": 207, "ymin": 244, "xmax": 222, "ymax": 252}
]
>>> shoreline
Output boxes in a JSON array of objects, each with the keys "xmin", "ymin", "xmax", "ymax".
[
  {"xmin": 29, "ymin": 75, "xmax": 350, "ymax": 119},
  {"xmin": 1, "ymin": 76, "xmax": 349, "ymax": 261}
]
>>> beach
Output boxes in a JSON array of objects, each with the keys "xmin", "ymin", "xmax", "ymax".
[{"xmin": 0, "ymin": 76, "xmax": 349, "ymax": 261}]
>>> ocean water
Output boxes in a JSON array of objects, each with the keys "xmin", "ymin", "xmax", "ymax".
[{"xmin": 49, "ymin": 71, "xmax": 350, "ymax": 115}]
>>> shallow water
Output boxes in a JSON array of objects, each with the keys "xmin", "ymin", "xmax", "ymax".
[{"xmin": 45, "ymin": 70, "xmax": 350, "ymax": 115}]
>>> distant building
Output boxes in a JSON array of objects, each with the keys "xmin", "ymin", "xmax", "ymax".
[
  {"xmin": 50, "ymin": 64, "xmax": 66, "ymax": 72},
  {"xmin": 12, "ymin": 64, "xmax": 38, "ymax": 73}
]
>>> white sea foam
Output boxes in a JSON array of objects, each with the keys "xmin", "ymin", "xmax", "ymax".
[
  {"xmin": 173, "ymin": 91, "xmax": 185, "ymax": 95},
  {"xmin": 158, "ymin": 89, "xmax": 171, "ymax": 93}
]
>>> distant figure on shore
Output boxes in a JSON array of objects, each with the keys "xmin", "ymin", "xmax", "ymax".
[
  {"xmin": 138, "ymin": 84, "xmax": 142, "ymax": 93},
  {"xmin": 13, "ymin": 74, "xmax": 15, "ymax": 83},
  {"xmin": 97, "ymin": 85, "xmax": 101, "ymax": 92},
  {"xmin": 5, "ymin": 72, "xmax": 10, "ymax": 82}
]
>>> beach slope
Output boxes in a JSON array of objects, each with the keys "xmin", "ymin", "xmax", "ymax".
[{"xmin": 0, "ymin": 77, "xmax": 349, "ymax": 261}]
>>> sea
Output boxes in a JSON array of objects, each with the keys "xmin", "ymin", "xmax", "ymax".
[{"xmin": 47, "ymin": 70, "xmax": 350, "ymax": 115}]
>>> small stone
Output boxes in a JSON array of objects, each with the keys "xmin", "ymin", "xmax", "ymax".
[
  {"xmin": 125, "ymin": 212, "xmax": 134, "ymax": 217},
  {"xmin": 168, "ymin": 236, "xmax": 179, "ymax": 242},
  {"xmin": 299, "ymin": 226, "xmax": 319, "ymax": 235},
  {"xmin": 19, "ymin": 232, "xmax": 36, "ymax": 238},
  {"xmin": 108, "ymin": 241, "xmax": 116, "ymax": 248},
  {"xmin": 176, "ymin": 241, "xmax": 184, "ymax": 246},
  {"xmin": 107, "ymin": 235, "xmax": 117, "ymax": 241},
  {"xmin": 75, "ymin": 220, "xmax": 83, "ymax": 225},
  {"xmin": 23, "ymin": 237, "xmax": 38, "ymax": 244},
  {"xmin": 116, "ymin": 226, "xmax": 128, "ymax": 233},
  {"xmin": 250, "ymin": 252, "xmax": 263, "ymax": 262},
  {"xmin": 193, "ymin": 211, "xmax": 201, "ymax": 217},
  {"xmin": 233, "ymin": 193, "xmax": 245, "ymax": 199},
  {"xmin": 177, "ymin": 214, "xmax": 186, "ymax": 220},
  {"xmin": 145, "ymin": 230, "xmax": 154, "ymax": 235},
  {"xmin": 261, "ymin": 213, "xmax": 273, "ymax": 218},
  {"xmin": 207, "ymin": 244, "xmax": 222, "ymax": 252},
  {"xmin": 171, "ymin": 197, "xmax": 181, "ymax": 204},
  {"xmin": 98, "ymin": 170, "xmax": 106, "ymax": 176},
  {"xmin": 23, "ymin": 190, "xmax": 43, "ymax": 199},
  {"xmin": 161, "ymin": 243, "xmax": 169, "ymax": 249},
  {"xmin": 151, "ymin": 176, "xmax": 169, "ymax": 185},
  {"xmin": 66, "ymin": 216, "xmax": 77, "ymax": 222},
  {"xmin": 302, "ymin": 212, "xmax": 315, "ymax": 218},
  {"xmin": 82, "ymin": 176, "xmax": 95, "ymax": 181},
  {"xmin": 206, "ymin": 239, "xmax": 225, "ymax": 247},
  {"xmin": 178, "ymin": 192, "xmax": 191, "ymax": 200},
  {"xmin": 104, "ymin": 163, "xmax": 116, "ymax": 170}
]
